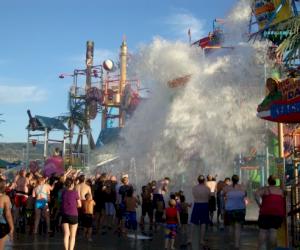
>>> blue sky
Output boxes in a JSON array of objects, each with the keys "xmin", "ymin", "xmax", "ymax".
[{"xmin": 0, "ymin": 0, "xmax": 237, "ymax": 142}]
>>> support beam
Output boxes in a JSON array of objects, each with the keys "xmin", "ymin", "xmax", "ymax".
[
  {"xmin": 26, "ymin": 129, "xmax": 30, "ymax": 169},
  {"xmin": 44, "ymin": 128, "xmax": 49, "ymax": 159}
]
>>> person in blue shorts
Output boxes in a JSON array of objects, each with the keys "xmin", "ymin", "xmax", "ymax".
[
  {"xmin": 191, "ymin": 175, "xmax": 210, "ymax": 249},
  {"xmin": 124, "ymin": 188, "xmax": 140, "ymax": 239}
]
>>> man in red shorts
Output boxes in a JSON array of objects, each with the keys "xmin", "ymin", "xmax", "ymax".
[{"xmin": 12, "ymin": 170, "xmax": 30, "ymax": 228}]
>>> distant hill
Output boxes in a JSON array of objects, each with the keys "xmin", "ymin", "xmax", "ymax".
[{"xmin": 0, "ymin": 142, "xmax": 63, "ymax": 162}]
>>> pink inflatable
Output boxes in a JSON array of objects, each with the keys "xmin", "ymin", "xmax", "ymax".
[{"xmin": 43, "ymin": 156, "xmax": 64, "ymax": 177}]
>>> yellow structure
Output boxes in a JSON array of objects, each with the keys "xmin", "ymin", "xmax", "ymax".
[
  {"xmin": 253, "ymin": 0, "xmax": 293, "ymax": 30},
  {"xmin": 101, "ymin": 39, "xmax": 128, "ymax": 129},
  {"xmin": 120, "ymin": 39, "xmax": 127, "ymax": 93},
  {"xmin": 119, "ymin": 39, "xmax": 127, "ymax": 127}
]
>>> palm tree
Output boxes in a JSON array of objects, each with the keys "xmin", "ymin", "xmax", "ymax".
[
  {"xmin": 275, "ymin": 16, "xmax": 300, "ymax": 64},
  {"xmin": 59, "ymin": 93, "xmax": 95, "ymax": 160},
  {"xmin": 0, "ymin": 114, "xmax": 4, "ymax": 137}
]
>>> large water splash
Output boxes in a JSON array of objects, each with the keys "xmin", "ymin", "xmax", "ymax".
[{"xmin": 95, "ymin": 1, "xmax": 270, "ymax": 188}]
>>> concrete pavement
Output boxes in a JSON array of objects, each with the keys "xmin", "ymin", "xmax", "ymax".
[{"xmin": 4, "ymin": 224, "xmax": 259, "ymax": 250}]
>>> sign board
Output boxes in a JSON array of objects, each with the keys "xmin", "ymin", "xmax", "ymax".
[
  {"xmin": 253, "ymin": 0, "xmax": 293, "ymax": 30},
  {"xmin": 257, "ymin": 78, "xmax": 300, "ymax": 123}
]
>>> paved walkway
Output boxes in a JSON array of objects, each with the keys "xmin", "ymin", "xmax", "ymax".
[{"xmin": 4, "ymin": 225, "xmax": 259, "ymax": 250}]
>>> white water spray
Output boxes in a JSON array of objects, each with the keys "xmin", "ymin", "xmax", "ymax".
[{"xmin": 95, "ymin": 1, "xmax": 270, "ymax": 189}]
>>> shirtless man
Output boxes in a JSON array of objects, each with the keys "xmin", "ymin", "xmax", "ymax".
[
  {"xmin": 13, "ymin": 170, "xmax": 30, "ymax": 228},
  {"xmin": 124, "ymin": 188, "xmax": 140, "ymax": 238},
  {"xmin": 76, "ymin": 174, "xmax": 92, "ymax": 226},
  {"xmin": 206, "ymin": 175, "xmax": 217, "ymax": 225},
  {"xmin": 116, "ymin": 174, "xmax": 134, "ymax": 235},
  {"xmin": 76, "ymin": 175, "xmax": 93, "ymax": 201},
  {"xmin": 153, "ymin": 177, "xmax": 170, "ymax": 209},
  {"xmin": 140, "ymin": 183, "xmax": 154, "ymax": 231},
  {"xmin": 152, "ymin": 177, "xmax": 170, "ymax": 230}
]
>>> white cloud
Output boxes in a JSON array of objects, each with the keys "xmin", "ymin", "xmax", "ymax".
[
  {"xmin": 166, "ymin": 11, "xmax": 206, "ymax": 40},
  {"xmin": 0, "ymin": 85, "xmax": 47, "ymax": 104},
  {"xmin": 70, "ymin": 48, "xmax": 117, "ymax": 67}
]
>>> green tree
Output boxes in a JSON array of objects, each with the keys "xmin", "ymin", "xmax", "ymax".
[{"xmin": 276, "ymin": 16, "xmax": 300, "ymax": 64}]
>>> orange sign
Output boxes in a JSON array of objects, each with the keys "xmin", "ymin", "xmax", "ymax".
[{"xmin": 278, "ymin": 78, "xmax": 300, "ymax": 101}]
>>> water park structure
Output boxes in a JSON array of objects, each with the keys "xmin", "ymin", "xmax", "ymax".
[
  {"xmin": 25, "ymin": 39, "xmax": 141, "ymax": 171},
  {"xmin": 5, "ymin": 1, "xmax": 300, "ymax": 249},
  {"xmin": 248, "ymin": 0, "xmax": 300, "ymax": 247},
  {"xmin": 60, "ymin": 39, "xmax": 141, "ymax": 169}
]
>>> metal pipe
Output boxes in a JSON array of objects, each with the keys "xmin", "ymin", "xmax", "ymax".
[
  {"xmin": 26, "ymin": 129, "xmax": 30, "ymax": 169},
  {"xmin": 85, "ymin": 41, "xmax": 94, "ymax": 151},
  {"xmin": 47, "ymin": 139, "xmax": 64, "ymax": 143},
  {"xmin": 239, "ymin": 153, "xmax": 242, "ymax": 182},
  {"xmin": 261, "ymin": 163, "xmax": 265, "ymax": 187},
  {"xmin": 101, "ymin": 108, "xmax": 107, "ymax": 130},
  {"xmin": 44, "ymin": 128, "xmax": 49, "ymax": 159},
  {"xmin": 28, "ymin": 133, "xmax": 45, "ymax": 137},
  {"xmin": 63, "ymin": 134, "xmax": 66, "ymax": 158},
  {"xmin": 87, "ymin": 128, "xmax": 91, "ymax": 170}
]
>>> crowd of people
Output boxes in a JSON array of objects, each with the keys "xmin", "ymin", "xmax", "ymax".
[{"xmin": 0, "ymin": 166, "xmax": 287, "ymax": 250}]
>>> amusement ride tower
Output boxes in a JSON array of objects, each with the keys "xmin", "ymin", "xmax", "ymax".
[{"xmin": 60, "ymin": 38, "xmax": 140, "ymax": 168}]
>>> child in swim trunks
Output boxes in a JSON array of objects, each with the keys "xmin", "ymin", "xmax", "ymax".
[
  {"xmin": 179, "ymin": 195, "xmax": 191, "ymax": 245},
  {"xmin": 165, "ymin": 199, "xmax": 180, "ymax": 250},
  {"xmin": 82, "ymin": 193, "xmax": 96, "ymax": 241},
  {"xmin": 124, "ymin": 188, "xmax": 140, "ymax": 239}
]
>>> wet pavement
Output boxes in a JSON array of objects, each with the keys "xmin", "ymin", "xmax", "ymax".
[{"xmin": 4, "ymin": 224, "xmax": 259, "ymax": 250}]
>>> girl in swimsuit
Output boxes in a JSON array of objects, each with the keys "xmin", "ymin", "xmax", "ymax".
[
  {"xmin": 0, "ymin": 179, "xmax": 14, "ymax": 250},
  {"xmin": 32, "ymin": 177, "xmax": 51, "ymax": 234}
]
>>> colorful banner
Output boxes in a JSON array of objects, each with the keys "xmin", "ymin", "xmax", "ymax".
[
  {"xmin": 271, "ymin": 97, "xmax": 300, "ymax": 118},
  {"xmin": 253, "ymin": 0, "xmax": 293, "ymax": 30},
  {"xmin": 258, "ymin": 96, "xmax": 300, "ymax": 123},
  {"xmin": 278, "ymin": 78, "xmax": 300, "ymax": 100}
]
